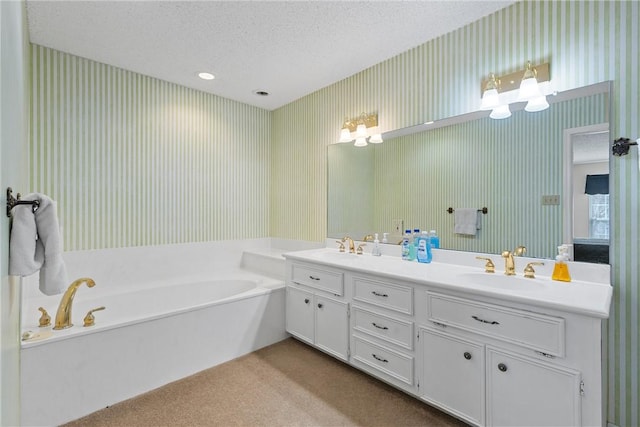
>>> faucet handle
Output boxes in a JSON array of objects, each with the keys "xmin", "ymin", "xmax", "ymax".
[
  {"xmin": 476, "ymin": 257, "xmax": 496, "ymax": 273},
  {"xmin": 38, "ymin": 307, "xmax": 51, "ymax": 327},
  {"xmin": 83, "ymin": 306, "xmax": 106, "ymax": 327},
  {"xmin": 335, "ymin": 241, "xmax": 345, "ymax": 252},
  {"xmin": 524, "ymin": 262, "xmax": 544, "ymax": 279},
  {"xmin": 362, "ymin": 234, "xmax": 374, "ymax": 242},
  {"xmin": 357, "ymin": 243, "xmax": 366, "ymax": 255},
  {"xmin": 514, "ymin": 246, "xmax": 527, "ymax": 256}
]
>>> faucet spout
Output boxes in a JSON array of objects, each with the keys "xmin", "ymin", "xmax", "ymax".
[
  {"xmin": 501, "ymin": 246, "xmax": 526, "ymax": 276},
  {"xmin": 53, "ymin": 278, "xmax": 96, "ymax": 330},
  {"xmin": 341, "ymin": 236, "xmax": 356, "ymax": 253}
]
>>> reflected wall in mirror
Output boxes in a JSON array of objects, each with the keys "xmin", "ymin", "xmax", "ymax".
[
  {"xmin": 563, "ymin": 124, "xmax": 610, "ymax": 264},
  {"xmin": 328, "ymin": 85, "xmax": 610, "ymax": 260}
]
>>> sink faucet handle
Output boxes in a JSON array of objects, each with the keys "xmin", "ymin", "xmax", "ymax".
[
  {"xmin": 514, "ymin": 245, "xmax": 527, "ymax": 256},
  {"xmin": 335, "ymin": 241, "xmax": 346, "ymax": 252},
  {"xmin": 475, "ymin": 257, "xmax": 496, "ymax": 273},
  {"xmin": 524, "ymin": 262, "xmax": 544, "ymax": 279},
  {"xmin": 83, "ymin": 306, "xmax": 106, "ymax": 327},
  {"xmin": 362, "ymin": 234, "xmax": 374, "ymax": 242},
  {"xmin": 357, "ymin": 243, "xmax": 366, "ymax": 255},
  {"xmin": 37, "ymin": 307, "xmax": 51, "ymax": 327}
]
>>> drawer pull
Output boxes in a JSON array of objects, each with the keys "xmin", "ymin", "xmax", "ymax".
[
  {"xmin": 371, "ymin": 291, "xmax": 389, "ymax": 297},
  {"xmin": 371, "ymin": 322, "xmax": 389, "ymax": 330},
  {"xmin": 472, "ymin": 315, "xmax": 500, "ymax": 325},
  {"xmin": 304, "ymin": 298, "xmax": 310, "ymax": 304},
  {"xmin": 309, "ymin": 275, "xmax": 321, "ymax": 281},
  {"xmin": 463, "ymin": 352, "xmax": 472, "ymax": 360},
  {"xmin": 498, "ymin": 363, "xmax": 508, "ymax": 372},
  {"xmin": 317, "ymin": 303, "xmax": 323, "ymax": 309},
  {"xmin": 372, "ymin": 353, "xmax": 389, "ymax": 363}
]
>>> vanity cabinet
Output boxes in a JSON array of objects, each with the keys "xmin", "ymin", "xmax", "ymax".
[
  {"xmin": 285, "ymin": 262, "xmax": 349, "ymax": 361},
  {"xmin": 283, "ymin": 252, "xmax": 609, "ymax": 427}
]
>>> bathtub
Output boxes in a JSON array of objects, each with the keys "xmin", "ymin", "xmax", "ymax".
[{"xmin": 20, "ymin": 239, "xmax": 301, "ymax": 426}]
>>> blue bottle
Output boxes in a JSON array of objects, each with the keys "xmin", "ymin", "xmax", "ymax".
[
  {"xmin": 429, "ymin": 230, "xmax": 440, "ymax": 249},
  {"xmin": 416, "ymin": 231, "xmax": 432, "ymax": 263},
  {"xmin": 409, "ymin": 228, "xmax": 419, "ymax": 261},
  {"xmin": 401, "ymin": 229, "xmax": 411, "ymax": 260}
]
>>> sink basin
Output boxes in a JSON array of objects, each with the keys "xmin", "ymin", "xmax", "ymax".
[
  {"xmin": 458, "ymin": 272, "xmax": 549, "ymax": 292},
  {"xmin": 313, "ymin": 250, "xmax": 362, "ymax": 261}
]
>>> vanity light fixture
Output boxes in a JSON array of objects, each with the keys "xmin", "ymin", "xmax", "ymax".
[
  {"xmin": 480, "ymin": 62, "xmax": 551, "ymax": 119},
  {"xmin": 338, "ymin": 113, "xmax": 382, "ymax": 147}
]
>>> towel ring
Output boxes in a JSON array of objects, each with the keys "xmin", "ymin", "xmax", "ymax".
[
  {"xmin": 447, "ymin": 207, "xmax": 488, "ymax": 214},
  {"xmin": 6, "ymin": 187, "xmax": 40, "ymax": 217}
]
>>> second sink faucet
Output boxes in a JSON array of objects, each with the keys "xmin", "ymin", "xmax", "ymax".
[
  {"xmin": 341, "ymin": 236, "xmax": 356, "ymax": 253},
  {"xmin": 501, "ymin": 246, "xmax": 526, "ymax": 276}
]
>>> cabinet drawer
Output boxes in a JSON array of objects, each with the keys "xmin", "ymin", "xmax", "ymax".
[
  {"xmin": 352, "ymin": 306, "xmax": 414, "ymax": 350},
  {"xmin": 352, "ymin": 276, "xmax": 413, "ymax": 315},
  {"xmin": 291, "ymin": 263, "xmax": 344, "ymax": 295},
  {"xmin": 427, "ymin": 292, "xmax": 565, "ymax": 357},
  {"xmin": 352, "ymin": 335, "xmax": 414, "ymax": 386}
]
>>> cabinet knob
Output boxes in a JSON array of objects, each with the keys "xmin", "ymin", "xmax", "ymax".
[
  {"xmin": 464, "ymin": 352, "xmax": 472, "ymax": 360},
  {"xmin": 498, "ymin": 363, "xmax": 508, "ymax": 372},
  {"xmin": 317, "ymin": 303, "xmax": 323, "ymax": 309},
  {"xmin": 304, "ymin": 298, "xmax": 310, "ymax": 304}
]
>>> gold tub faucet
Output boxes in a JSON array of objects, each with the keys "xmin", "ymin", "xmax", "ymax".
[{"xmin": 53, "ymin": 278, "xmax": 96, "ymax": 330}]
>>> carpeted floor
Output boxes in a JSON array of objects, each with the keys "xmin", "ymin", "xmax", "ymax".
[{"xmin": 64, "ymin": 338, "xmax": 467, "ymax": 426}]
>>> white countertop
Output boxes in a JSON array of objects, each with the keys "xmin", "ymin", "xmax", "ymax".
[{"xmin": 283, "ymin": 248, "xmax": 613, "ymax": 319}]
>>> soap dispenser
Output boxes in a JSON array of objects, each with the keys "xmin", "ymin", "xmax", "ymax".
[
  {"xmin": 552, "ymin": 245, "xmax": 572, "ymax": 282},
  {"xmin": 372, "ymin": 233, "xmax": 382, "ymax": 256}
]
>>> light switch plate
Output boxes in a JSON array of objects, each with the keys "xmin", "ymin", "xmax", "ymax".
[{"xmin": 541, "ymin": 195, "xmax": 560, "ymax": 205}]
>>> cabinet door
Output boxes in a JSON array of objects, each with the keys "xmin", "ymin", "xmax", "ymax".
[
  {"xmin": 285, "ymin": 286, "xmax": 314, "ymax": 344},
  {"xmin": 315, "ymin": 295, "xmax": 349, "ymax": 361},
  {"xmin": 486, "ymin": 347, "xmax": 581, "ymax": 427},
  {"xmin": 420, "ymin": 328, "xmax": 485, "ymax": 426}
]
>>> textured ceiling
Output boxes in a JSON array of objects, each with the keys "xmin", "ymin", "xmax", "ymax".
[{"xmin": 26, "ymin": 0, "xmax": 515, "ymax": 110}]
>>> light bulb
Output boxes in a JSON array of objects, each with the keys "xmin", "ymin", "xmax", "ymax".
[
  {"xmin": 354, "ymin": 137, "xmax": 368, "ymax": 147},
  {"xmin": 480, "ymin": 88, "xmax": 500, "ymax": 110},
  {"xmin": 369, "ymin": 134, "xmax": 383, "ymax": 144},
  {"xmin": 339, "ymin": 127, "xmax": 353, "ymax": 143},
  {"xmin": 355, "ymin": 123, "xmax": 367, "ymax": 138},
  {"xmin": 490, "ymin": 104, "xmax": 511, "ymax": 120},
  {"xmin": 525, "ymin": 95, "xmax": 549, "ymax": 112}
]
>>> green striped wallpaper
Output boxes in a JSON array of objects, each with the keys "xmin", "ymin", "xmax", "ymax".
[
  {"xmin": 272, "ymin": 1, "xmax": 639, "ymax": 425},
  {"xmin": 30, "ymin": 45, "xmax": 272, "ymax": 250}
]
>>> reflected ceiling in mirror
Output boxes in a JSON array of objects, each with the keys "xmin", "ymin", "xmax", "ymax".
[{"xmin": 328, "ymin": 84, "xmax": 610, "ymax": 259}]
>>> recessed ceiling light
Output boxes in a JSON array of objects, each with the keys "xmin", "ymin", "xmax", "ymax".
[
  {"xmin": 253, "ymin": 90, "xmax": 269, "ymax": 96},
  {"xmin": 198, "ymin": 72, "xmax": 215, "ymax": 80}
]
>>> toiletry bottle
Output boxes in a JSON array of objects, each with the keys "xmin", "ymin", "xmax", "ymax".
[
  {"xmin": 416, "ymin": 231, "xmax": 432, "ymax": 263},
  {"xmin": 409, "ymin": 228, "xmax": 420, "ymax": 261},
  {"xmin": 382, "ymin": 233, "xmax": 389, "ymax": 244},
  {"xmin": 552, "ymin": 246, "xmax": 572, "ymax": 282},
  {"xmin": 401, "ymin": 229, "xmax": 411, "ymax": 260},
  {"xmin": 372, "ymin": 233, "xmax": 382, "ymax": 256},
  {"xmin": 429, "ymin": 230, "xmax": 440, "ymax": 249}
]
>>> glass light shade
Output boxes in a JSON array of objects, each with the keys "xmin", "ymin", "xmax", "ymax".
[
  {"xmin": 354, "ymin": 137, "xmax": 368, "ymax": 147},
  {"xmin": 355, "ymin": 123, "xmax": 367, "ymax": 138},
  {"xmin": 489, "ymin": 104, "xmax": 512, "ymax": 120},
  {"xmin": 339, "ymin": 127, "xmax": 353, "ymax": 143},
  {"xmin": 518, "ymin": 77, "xmax": 542, "ymax": 101},
  {"xmin": 525, "ymin": 95, "xmax": 550, "ymax": 112},
  {"xmin": 480, "ymin": 88, "xmax": 500, "ymax": 110},
  {"xmin": 369, "ymin": 133, "xmax": 383, "ymax": 144}
]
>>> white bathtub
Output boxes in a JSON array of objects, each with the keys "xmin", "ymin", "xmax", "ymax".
[{"xmin": 19, "ymin": 239, "xmax": 302, "ymax": 426}]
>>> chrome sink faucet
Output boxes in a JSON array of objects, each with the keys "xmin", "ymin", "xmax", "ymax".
[
  {"xmin": 501, "ymin": 246, "xmax": 526, "ymax": 276},
  {"xmin": 341, "ymin": 236, "xmax": 356, "ymax": 253}
]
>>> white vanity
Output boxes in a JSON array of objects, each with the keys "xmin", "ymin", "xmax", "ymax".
[{"xmin": 283, "ymin": 247, "xmax": 612, "ymax": 427}]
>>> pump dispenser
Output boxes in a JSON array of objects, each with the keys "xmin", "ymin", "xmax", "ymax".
[
  {"xmin": 552, "ymin": 245, "xmax": 572, "ymax": 282},
  {"xmin": 372, "ymin": 233, "xmax": 382, "ymax": 256}
]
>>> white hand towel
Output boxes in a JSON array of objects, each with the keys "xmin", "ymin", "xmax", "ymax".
[
  {"xmin": 9, "ymin": 193, "xmax": 68, "ymax": 295},
  {"xmin": 454, "ymin": 208, "xmax": 481, "ymax": 236}
]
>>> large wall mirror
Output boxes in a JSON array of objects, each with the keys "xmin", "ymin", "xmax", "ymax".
[{"xmin": 328, "ymin": 82, "xmax": 611, "ymax": 261}]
